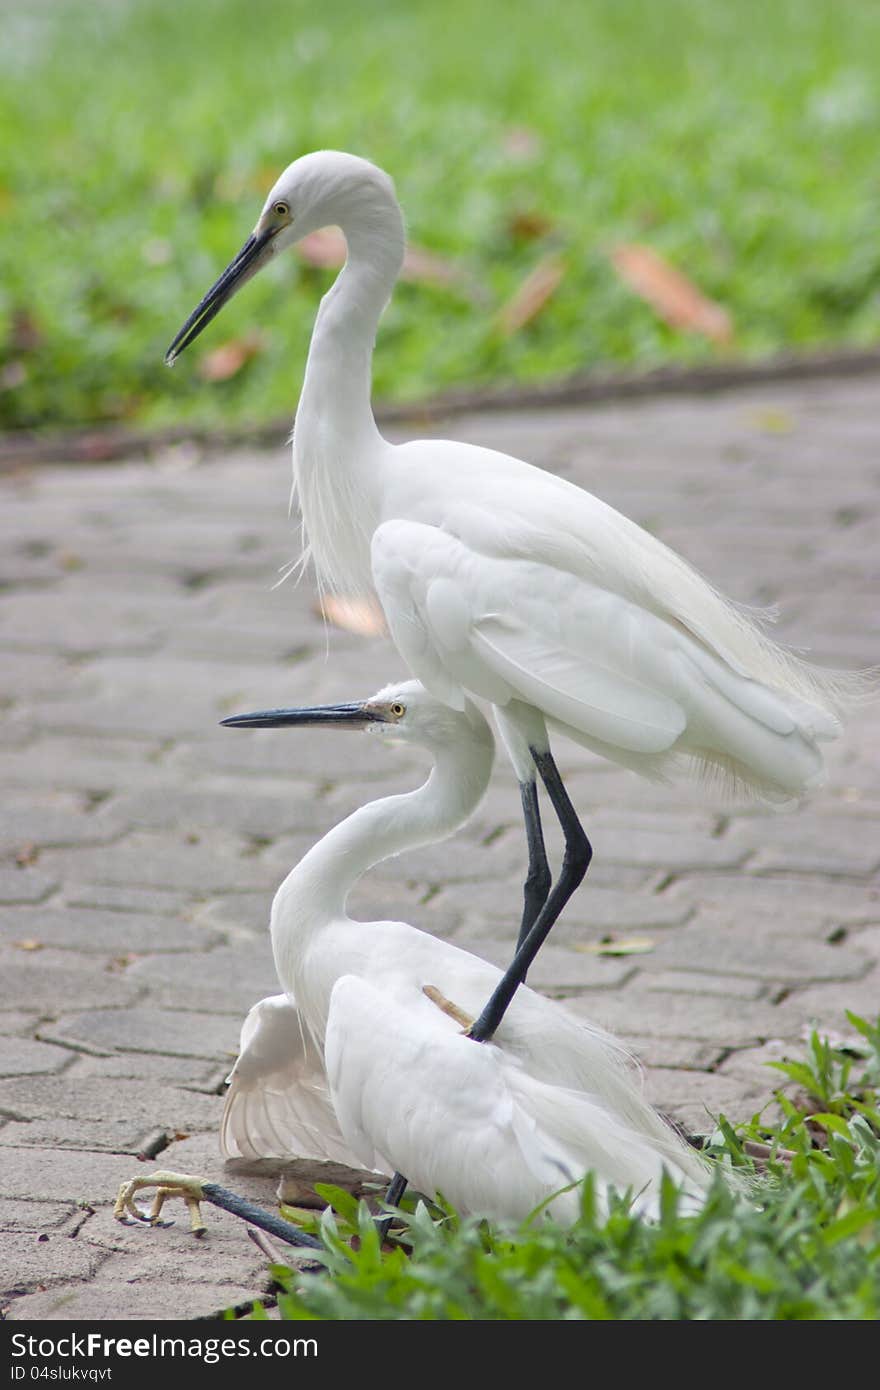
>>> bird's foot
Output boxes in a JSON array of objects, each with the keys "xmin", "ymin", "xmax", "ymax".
[
  {"xmin": 422, "ymin": 984, "xmax": 474, "ymax": 1033},
  {"xmin": 114, "ymin": 1170, "xmax": 208, "ymax": 1235}
]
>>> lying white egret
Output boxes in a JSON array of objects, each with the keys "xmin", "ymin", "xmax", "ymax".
[
  {"xmin": 165, "ymin": 151, "xmax": 868, "ymax": 1030},
  {"xmin": 220, "ymin": 681, "xmax": 710, "ymax": 1220}
]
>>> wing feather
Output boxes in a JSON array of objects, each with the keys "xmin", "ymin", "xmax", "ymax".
[
  {"xmin": 473, "ymin": 618, "xmax": 686, "ymax": 753},
  {"xmin": 221, "ymin": 994, "xmax": 366, "ymax": 1167},
  {"xmin": 325, "ymin": 976, "xmax": 708, "ymax": 1222},
  {"xmin": 371, "ymin": 514, "xmax": 849, "ymax": 797}
]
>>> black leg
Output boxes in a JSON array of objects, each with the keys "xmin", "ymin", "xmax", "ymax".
[
  {"xmin": 469, "ymin": 747, "xmax": 592, "ymax": 1044},
  {"xmin": 189, "ymin": 1177, "xmax": 405, "ymax": 1256},
  {"xmin": 375, "ymin": 1170, "xmax": 408, "ymax": 1243},
  {"xmin": 205, "ymin": 1178, "xmax": 407, "ymax": 1256},
  {"xmin": 201, "ymin": 1182, "xmax": 322, "ymax": 1250},
  {"xmin": 517, "ymin": 777, "xmax": 552, "ymax": 951}
]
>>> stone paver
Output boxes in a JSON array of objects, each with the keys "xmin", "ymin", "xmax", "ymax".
[
  {"xmin": 0, "ymin": 1038, "xmax": 74, "ymax": 1077},
  {"xmin": 124, "ymin": 948, "xmax": 290, "ymax": 1014},
  {"xmin": 0, "ymin": 951, "xmax": 142, "ymax": 1013},
  {"xmin": 572, "ymin": 989, "xmax": 790, "ymax": 1047},
  {"xmin": 44, "ymin": 1007, "xmax": 242, "ymax": 1060},
  {"xmin": 638, "ymin": 923, "xmax": 870, "ymax": 984},
  {"xmin": 0, "ymin": 1234, "xmax": 111, "ymax": 1300},
  {"xmin": 0, "ymin": 906, "xmax": 222, "ymax": 954},
  {"xmin": 0, "ymin": 1198, "xmax": 77, "ymax": 1232},
  {"xmin": 0, "ymin": 868, "xmax": 58, "ymax": 904},
  {"xmin": 1, "ymin": 374, "xmax": 878, "ymax": 1319}
]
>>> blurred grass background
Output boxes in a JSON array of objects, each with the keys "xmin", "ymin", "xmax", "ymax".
[{"xmin": 1, "ymin": 0, "xmax": 879, "ymax": 432}]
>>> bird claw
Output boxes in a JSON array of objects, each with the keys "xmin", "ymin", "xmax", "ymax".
[{"xmin": 114, "ymin": 1171, "xmax": 208, "ymax": 1235}]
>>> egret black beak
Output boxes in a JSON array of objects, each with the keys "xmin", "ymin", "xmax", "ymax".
[
  {"xmin": 165, "ymin": 227, "xmax": 276, "ymax": 365},
  {"xmin": 220, "ymin": 702, "xmax": 385, "ymax": 731}
]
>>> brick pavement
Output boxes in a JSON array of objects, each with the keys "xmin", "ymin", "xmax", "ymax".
[{"xmin": 1, "ymin": 375, "xmax": 878, "ymax": 1319}]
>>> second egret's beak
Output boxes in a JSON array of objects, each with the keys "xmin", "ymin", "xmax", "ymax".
[
  {"xmin": 165, "ymin": 226, "xmax": 277, "ymax": 366},
  {"xmin": 220, "ymin": 702, "xmax": 386, "ymax": 731}
]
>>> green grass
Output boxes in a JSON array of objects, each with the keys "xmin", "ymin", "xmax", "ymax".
[
  {"xmin": 255, "ymin": 1014, "xmax": 880, "ymax": 1321},
  {"xmin": 2, "ymin": 0, "xmax": 880, "ymax": 431}
]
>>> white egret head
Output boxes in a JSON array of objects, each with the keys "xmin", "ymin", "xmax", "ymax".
[
  {"xmin": 259, "ymin": 151, "xmax": 397, "ymax": 251},
  {"xmin": 165, "ymin": 151, "xmax": 397, "ymax": 365},
  {"xmin": 221, "ymin": 678, "xmax": 493, "ymax": 761}
]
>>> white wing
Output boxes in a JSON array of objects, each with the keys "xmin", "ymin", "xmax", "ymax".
[
  {"xmin": 221, "ymin": 993, "xmax": 367, "ymax": 1168},
  {"xmin": 372, "ymin": 515, "xmax": 838, "ymax": 798},
  {"xmin": 385, "ymin": 435, "xmax": 864, "ymax": 719},
  {"xmin": 372, "ymin": 518, "xmax": 683, "ymax": 747},
  {"xmin": 325, "ymin": 976, "xmax": 707, "ymax": 1222}
]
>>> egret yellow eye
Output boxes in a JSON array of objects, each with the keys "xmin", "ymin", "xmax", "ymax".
[
  {"xmin": 390, "ymin": 702, "xmax": 406, "ymax": 719},
  {"xmin": 273, "ymin": 201, "xmax": 289, "ymax": 218}
]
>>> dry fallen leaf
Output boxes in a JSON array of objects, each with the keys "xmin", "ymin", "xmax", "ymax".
[
  {"xmin": 316, "ymin": 595, "xmax": 388, "ymax": 637},
  {"xmin": 107, "ymin": 953, "xmax": 138, "ymax": 971},
  {"xmin": 507, "ymin": 209, "xmax": 556, "ymax": 241},
  {"xmin": 610, "ymin": 244, "xmax": 733, "ymax": 344},
  {"xmin": 297, "ymin": 229, "xmax": 468, "ymax": 290},
  {"xmin": 296, "ymin": 227, "xmax": 348, "ymax": 269},
  {"xmin": 574, "ymin": 936, "xmax": 656, "ymax": 956},
  {"xmin": 197, "ymin": 331, "xmax": 265, "ymax": 382},
  {"xmin": 12, "ymin": 939, "xmax": 43, "ymax": 952},
  {"xmin": 496, "ymin": 254, "xmax": 567, "ymax": 336},
  {"xmin": 400, "ymin": 245, "xmax": 468, "ymax": 288}
]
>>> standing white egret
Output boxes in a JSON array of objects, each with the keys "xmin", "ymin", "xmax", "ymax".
[
  {"xmin": 165, "ymin": 151, "xmax": 868, "ymax": 1030},
  {"xmin": 117, "ymin": 679, "xmax": 710, "ymax": 1237}
]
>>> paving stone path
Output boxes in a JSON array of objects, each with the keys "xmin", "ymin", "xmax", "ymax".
[{"xmin": 1, "ymin": 375, "xmax": 878, "ymax": 1320}]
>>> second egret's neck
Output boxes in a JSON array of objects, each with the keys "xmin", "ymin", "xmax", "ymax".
[
  {"xmin": 271, "ymin": 729, "xmax": 492, "ymax": 983},
  {"xmin": 292, "ymin": 194, "xmax": 405, "ymax": 596}
]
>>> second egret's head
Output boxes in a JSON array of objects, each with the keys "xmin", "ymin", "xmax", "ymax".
[
  {"xmin": 165, "ymin": 151, "xmax": 399, "ymax": 365},
  {"xmin": 221, "ymin": 678, "xmax": 494, "ymax": 765}
]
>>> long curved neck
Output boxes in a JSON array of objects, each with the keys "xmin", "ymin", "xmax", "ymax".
[
  {"xmin": 271, "ymin": 736, "xmax": 491, "ymax": 959},
  {"xmin": 292, "ymin": 199, "xmax": 405, "ymax": 596},
  {"xmin": 298, "ymin": 216, "xmax": 404, "ymax": 442}
]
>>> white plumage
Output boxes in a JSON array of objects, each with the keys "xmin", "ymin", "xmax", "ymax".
[
  {"xmin": 219, "ymin": 992, "xmax": 358, "ymax": 1168},
  {"xmin": 167, "ymin": 149, "xmax": 864, "ymax": 807},
  {"xmin": 326, "ymin": 977, "xmax": 699, "ymax": 1222},
  {"xmin": 166, "ymin": 151, "xmax": 870, "ymax": 988},
  {"xmin": 370, "ymin": 506, "xmax": 845, "ymax": 801},
  {"xmin": 220, "ymin": 682, "xmax": 710, "ymax": 1223}
]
